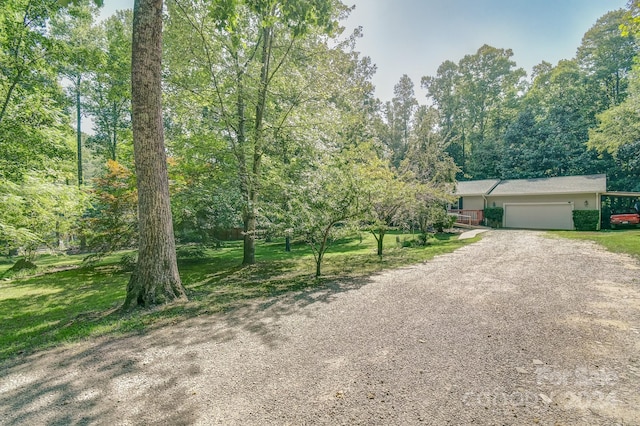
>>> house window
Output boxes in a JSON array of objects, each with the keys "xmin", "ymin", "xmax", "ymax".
[{"xmin": 458, "ymin": 197, "xmax": 464, "ymax": 210}]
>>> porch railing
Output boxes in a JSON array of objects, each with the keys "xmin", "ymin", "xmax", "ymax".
[{"xmin": 449, "ymin": 209, "xmax": 484, "ymax": 226}]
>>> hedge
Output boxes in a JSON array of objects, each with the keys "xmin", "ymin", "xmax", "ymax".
[
  {"xmin": 484, "ymin": 207, "xmax": 504, "ymax": 228},
  {"xmin": 573, "ymin": 210, "xmax": 599, "ymax": 231}
]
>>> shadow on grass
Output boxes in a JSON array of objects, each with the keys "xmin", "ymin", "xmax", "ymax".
[
  {"xmin": 0, "ymin": 269, "xmax": 374, "ymax": 425},
  {"xmin": 0, "ymin": 233, "xmax": 470, "ymax": 363},
  {"xmin": 0, "ymin": 267, "xmax": 128, "ymax": 360},
  {"xmin": 0, "ymin": 231, "xmax": 482, "ymax": 424}
]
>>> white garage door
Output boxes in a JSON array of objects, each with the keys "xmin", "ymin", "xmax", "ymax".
[{"xmin": 504, "ymin": 203, "xmax": 574, "ymax": 230}]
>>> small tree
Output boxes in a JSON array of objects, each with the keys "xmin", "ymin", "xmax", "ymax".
[
  {"xmin": 85, "ymin": 160, "xmax": 138, "ymax": 255},
  {"xmin": 361, "ymin": 156, "xmax": 415, "ymax": 257},
  {"xmin": 0, "ymin": 172, "xmax": 88, "ymax": 260},
  {"xmin": 293, "ymin": 149, "xmax": 368, "ymax": 277}
]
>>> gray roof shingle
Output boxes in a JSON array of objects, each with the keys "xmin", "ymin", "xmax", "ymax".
[
  {"xmin": 455, "ymin": 179, "xmax": 501, "ymax": 196},
  {"xmin": 489, "ymin": 174, "xmax": 606, "ymax": 196},
  {"xmin": 455, "ymin": 174, "xmax": 607, "ymax": 196}
]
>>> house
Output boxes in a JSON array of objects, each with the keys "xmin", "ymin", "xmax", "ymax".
[{"xmin": 451, "ymin": 174, "xmax": 607, "ymax": 230}]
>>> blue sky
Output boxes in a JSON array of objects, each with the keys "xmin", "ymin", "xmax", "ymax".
[{"xmin": 101, "ymin": 0, "xmax": 628, "ymax": 102}]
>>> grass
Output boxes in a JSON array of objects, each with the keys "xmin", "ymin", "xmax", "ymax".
[
  {"xmin": 552, "ymin": 229, "xmax": 640, "ymax": 259},
  {"xmin": 0, "ymin": 231, "xmax": 478, "ymax": 362}
]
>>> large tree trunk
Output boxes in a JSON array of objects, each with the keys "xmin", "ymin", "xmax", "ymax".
[{"xmin": 124, "ymin": 0, "xmax": 186, "ymax": 309}]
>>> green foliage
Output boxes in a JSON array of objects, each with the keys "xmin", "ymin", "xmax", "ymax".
[
  {"xmin": 484, "ymin": 207, "xmax": 504, "ymax": 228},
  {"xmin": 572, "ymin": 210, "xmax": 600, "ymax": 231},
  {"xmin": 167, "ymin": 129, "xmax": 243, "ymax": 245},
  {"xmin": 84, "ymin": 9, "xmax": 133, "ymax": 162},
  {"xmin": 118, "ymin": 252, "xmax": 137, "ymax": 272},
  {"xmin": 3, "ymin": 258, "xmax": 37, "ymax": 277},
  {"xmin": 0, "ymin": 172, "xmax": 88, "ymax": 257},
  {"xmin": 588, "ymin": 69, "xmax": 640, "ymax": 157},
  {"xmin": 433, "ymin": 211, "xmax": 456, "ymax": 232},
  {"xmin": 0, "ymin": 0, "xmax": 75, "ymax": 182},
  {"xmin": 379, "ymin": 74, "xmax": 418, "ymax": 168},
  {"xmin": 292, "ymin": 146, "xmax": 371, "ymax": 276},
  {"xmin": 576, "ymin": 9, "xmax": 637, "ymax": 109},
  {"xmin": 360, "ymin": 151, "xmax": 419, "ymax": 255},
  {"xmin": 164, "ymin": 0, "xmax": 351, "ymax": 265},
  {"xmin": 84, "ymin": 160, "xmax": 137, "ymax": 254},
  {"xmin": 423, "ymin": 44, "xmax": 526, "ymax": 178},
  {"xmin": 176, "ymin": 245, "xmax": 207, "ymax": 260}
]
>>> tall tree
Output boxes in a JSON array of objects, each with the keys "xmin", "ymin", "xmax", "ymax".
[
  {"xmin": 85, "ymin": 9, "xmax": 133, "ymax": 163},
  {"xmin": 422, "ymin": 45, "xmax": 525, "ymax": 178},
  {"xmin": 421, "ymin": 60, "xmax": 463, "ymax": 168},
  {"xmin": 50, "ymin": 2, "xmax": 101, "ymax": 186},
  {"xmin": 381, "ymin": 75, "xmax": 417, "ymax": 168},
  {"xmin": 456, "ymin": 45, "xmax": 525, "ymax": 178},
  {"xmin": 0, "ymin": 0, "xmax": 74, "ymax": 182},
  {"xmin": 123, "ymin": 0, "xmax": 186, "ymax": 309},
  {"xmin": 165, "ymin": 0, "xmax": 346, "ymax": 265},
  {"xmin": 577, "ymin": 9, "xmax": 637, "ymax": 109},
  {"xmin": 400, "ymin": 106, "xmax": 457, "ymax": 233}
]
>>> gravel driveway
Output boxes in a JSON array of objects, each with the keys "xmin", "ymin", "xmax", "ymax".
[{"xmin": 1, "ymin": 230, "xmax": 639, "ymax": 425}]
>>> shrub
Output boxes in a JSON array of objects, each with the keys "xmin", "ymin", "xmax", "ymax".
[
  {"xmin": 118, "ymin": 253, "xmax": 137, "ymax": 272},
  {"xmin": 484, "ymin": 207, "xmax": 504, "ymax": 228},
  {"xmin": 176, "ymin": 245, "xmax": 207, "ymax": 260},
  {"xmin": 3, "ymin": 258, "xmax": 38, "ymax": 278},
  {"xmin": 573, "ymin": 210, "xmax": 599, "ymax": 231},
  {"xmin": 85, "ymin": 160, "xmax": 138, "ymax": 254},
  {"xmin": 434, "ymin": 215, "xmax": 456, "ymax": 232}
]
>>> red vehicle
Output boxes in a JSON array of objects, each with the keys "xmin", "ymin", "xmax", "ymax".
[{"xmin": 610, "ymin": 209, "xmax": 640, "ymax": 229}]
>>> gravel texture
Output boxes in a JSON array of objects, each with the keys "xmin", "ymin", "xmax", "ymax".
[{"xmin": 1, "ymin": 230, "xmax": 639, "ymax": 425}]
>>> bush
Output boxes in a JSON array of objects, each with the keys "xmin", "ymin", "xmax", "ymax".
[
  {"xmin": 573, "ymin": 210, "xmax": 599, "ymax": 231},
  {"xmin": 85, "ymin": 160, "xmax": 138, "ymax": 254},
  {"xmin": 434, "ymin": 215, "xmax": 456, "ymax": 232},
  {"xmin": 484, "ymin": 207, "xmax": 504, "ymax": 228},
  {"xmin": 3, "ymin": 258, "xmax": 38, "ymax": 277},
  {"xmin": 118, "ymin": 253, "xmax": 137, "ymax": 272},
  {"xmin": 176, "ymin": 245, "xmax": 207, "ymax": 260}
]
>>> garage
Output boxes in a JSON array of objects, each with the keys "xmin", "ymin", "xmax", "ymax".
[
  {"xmin": 453, "ymin": 175, "xmax": 607, "ymax": 230},
  {"xmin": 504, "ymin": 202, "xmax": 574, "ymax": 230}
]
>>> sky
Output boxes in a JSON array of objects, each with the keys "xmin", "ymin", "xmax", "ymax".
[{"xmin": 100, "ymin": 0, "xmax": 628, "ymax": 102}]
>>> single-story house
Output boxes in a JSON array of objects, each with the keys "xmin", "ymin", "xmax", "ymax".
[{"xmin": 451, "ymin": 174, "xmax": 607, "ymax": 230}]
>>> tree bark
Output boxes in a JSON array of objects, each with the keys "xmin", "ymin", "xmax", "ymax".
[
  {"xmin": 242, "ymin": 25, "xmax": 273, "ymax": 265},
  {"xmin": 376, "ymin": 230, "xmax": 385, "ymax": 257},
  {"xmin": 124, "ymin": 0, "xmax": 186, "ymax": 309},
  {"xmin": 76, "ymin": 75, "xmax": 83, "ymax": 186}
]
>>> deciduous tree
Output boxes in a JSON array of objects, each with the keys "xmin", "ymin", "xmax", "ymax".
[
  {"xmin": 124, "ymin": 0, "xmax": 186, "ymax": 309},
  {"xmin": 165, "ymin": 0, "xmax": 347, "ymax": 265}
]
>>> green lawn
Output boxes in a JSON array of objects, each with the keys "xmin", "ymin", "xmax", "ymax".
[
  {"xmin": 0, "ymin": 231, "xmax": 478, "ymax": 361},
  {"xmin": 552, "ymin": 229, "xmax": 640, "ymax": 259}
]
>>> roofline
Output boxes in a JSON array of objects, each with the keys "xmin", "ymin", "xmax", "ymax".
[
  {"xmin": 457, "ymin": 175, "xmax": 606, "ymax": 197},
  {"xmin": 487, "ymin": 180, "xmax": 501, "ymax": 194},
  {"xmin": 488, "ymin": 190, "xmax": 606, "ymax": 196},
  {"xmin": 603, "ymin": 191, "xmax": 640, "ymax": 197}
]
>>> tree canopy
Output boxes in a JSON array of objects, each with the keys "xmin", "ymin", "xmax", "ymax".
[{"xmin": 2, "ymin": 0, "xmax": 640, "ymax": 308}]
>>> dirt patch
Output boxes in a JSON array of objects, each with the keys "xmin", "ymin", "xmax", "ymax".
[{"xmin": 1, "ymin": 230, "xmax": 639, "ymax": 425}]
